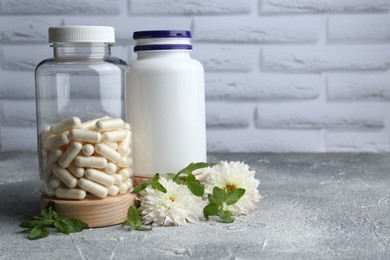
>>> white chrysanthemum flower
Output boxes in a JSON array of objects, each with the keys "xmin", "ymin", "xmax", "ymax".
[
  {"xmin": 139, "ymin": 177, "xmax": 205, "ymax": 226},
  {"xmin": 204, "ymin": 161, "xmax": 260, "ymax": 215}
]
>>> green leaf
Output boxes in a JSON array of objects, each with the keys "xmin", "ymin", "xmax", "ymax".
[
  {"xmin": 19, "ymin": 218, "xmax": 52, "ymax": 229},
  {"xmin": 54, "ymin": 219, "xmax": 70, "ymax": 234},
  {"xmin": 28, "ymin": 226, "xmax": 49, "ymax": 240},
  {"xmin": 40, "ymin": 207, "xmax": 49, "ymax": 219},
  {"xmin": 132, "ymin": 174, "xmax": 167, "ymax": 194},
  {"xmin": 124, "ymin": 206, "xmax": 151, "ymax": 231},
  {"xmin": 20, "ymin": 200, "xmax": 88, "ymax": 240},
  {"xmin": 166, "ymin": 173, "xmax": 177, "ymax": 180},
  {"xmin": 178, "ymin": 162, "xmax": 210, "ymax": 175},
  {"xmin": 212, "ymin": 187, "xmax": 227, "ymax": 204},
  {"xmin": 150, "ymin": 174, "xmax": 167, "ymax": 193},
  {"xmin": 150, "ymin": 181, "xmax": 166, "ymax": 193},
  {"xmin": 48, "ymin": 207, "xmax": 59, "ymax": 223},
  {"xmin": 208, "ymin": 195, "xmax": 219, "ymax": 206},
  {"xmin": 62, "ymin": 219, "xmax": 88, "ymax": 233},
  {"xmin": 203, "ymin": 203, "xmax": 219, "ymax": 220},
  {"xmin": 126, "ymin": 205, "xmax": 142, "ymax": 227},
  {"xmin": 167, "ymin": 173, "xmax": 186, "ymax": 184},
  {"xmin": 172, "ymin": 162, "xmax": 209, "ymax": 182},
  {"xmin": 218, "ymin": 210, "xmax": 235, "ymax": 223},
  {"xmin": 40, "ymin": 201, "xmax": 56, "ymax": 219},
  {"xmin": 46, "ymin": 201, "xmax": 57, "ymax": 217},
  {"xmin": 131, "ymin": 181, "xmax": 150, "ymax": 194},
  {"xmin": 186, "ymin": 173, "xmax": 204, "ymax": 197},
  {"xmin": 226, "ymin": 188, "xmax": 246, "ymax": 205},
  {"xmin": 135, "ymin": 225, "xmax": 152, "ymax": 231}
]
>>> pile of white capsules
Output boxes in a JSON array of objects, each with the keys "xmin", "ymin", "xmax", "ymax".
[{"xmin": 39, "ymin": 116, "xmax": 133, "ymax": 200}]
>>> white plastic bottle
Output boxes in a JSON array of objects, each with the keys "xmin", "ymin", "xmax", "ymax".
[{"xmin": 126, "ymin": 30, "xmax": 207, "ymax": 177}]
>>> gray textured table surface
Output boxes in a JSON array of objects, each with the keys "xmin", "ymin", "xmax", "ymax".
[{"xmin": 1, "ymin": 152, "xmax": 390, "ymax": 259}]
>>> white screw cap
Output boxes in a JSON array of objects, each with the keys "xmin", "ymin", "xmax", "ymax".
[{"xmin": 49, "ymin": 26, "xmax": 115, "ymax": 43}]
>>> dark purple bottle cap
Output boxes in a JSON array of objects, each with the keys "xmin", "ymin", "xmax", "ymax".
[
  {"xmin": 133, "ymin": 30, "xmax": 191, "ymax": 39},
  {"xmin": 133, "ymin": 30, "xmax": 192, "ymax": 52}
]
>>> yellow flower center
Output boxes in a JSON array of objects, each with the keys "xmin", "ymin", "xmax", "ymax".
[
  {"xmin": 169, "ymin": 196, "xmax": 175, "ymax": 202},
  {"xmin": 224, "ymin": 184, "xmax": 236, "ymax": 192}
]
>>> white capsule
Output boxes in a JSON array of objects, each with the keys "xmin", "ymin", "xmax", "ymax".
[
  {"xmin": 41, "ymin": 180, "xmax": 55, "ymax": 197},
  {"xmin": 55, "ymin": 188, "xmax": 86, "ymax": 200},
  {"xmin": 81, "ymin": 144, "xmax": 94, "ymax": 156},
  {"xmin": 126, "ymin": 179, "xmax": 133, "ymax": 189},
  {"xmin": 44, "ymin": 133, "xmax": 70, "ymax": 149},
  {"xmin": 51, "ymin": 164, "xmax": 77, "ymax": 188},
  {"xmin": 95, "ymin": 143, "xmax": 122, "ymax": 163},
  {"xmin": 58, "ymin": 142, "xmax": 83, "ymax": 168},
  {"xmin": 105, "ymin": 162, "xmax": 118, "ymax": 174},
  {"xmin": 74, "ymin": 156, "xmax": 107, "ymax": 168},
  {"xmin": 49, "ymin": 175, "xmax": 61, "ymax": 188},
  {"xmin": 102, "ymin": 129, "xmax": 127, "ymax": 143},
  {"xmin": 120, "ymin": 168, "xmax": 134, "ymax": 178},
  {"xmin": 78, "ymin": 178, "xmax": 108, "ymax": 199},
  {"xmin": 113, "ymin": 173, "xmax": 123, "ymax": 185},
  {"xmin": 118, "ymin": 183, "xmax": 128, "ymax": 194},
  {"xmin": 47, "ymin": 149, "xmax": 63, "ymax": 164},
  {"xmin": 40, "ymin": 147, "xmax": 48, "ymax": 159},
  {"xmin": 118, "ymin": 156, "xmax": 133, "ymax": 168},
  {"xmin": 69, "ymin": 129, "xmax": 102, "ymax": 143},
  {"xmin": 80, "ymin": 116, "xmax": 110, "ymax": 130},
  {"xmin": 80, "ymin": 118, "xmax": 99, "ymax": 130},
  {"xmin": 68, "ymin": 163, "xmax": 85, "ymax": 178},
  {"xmin": 108, "ymin": 185, "xmax": 119, "ymax": 196},
  {"xmin": 118, "ymin": 145, "xmax": 131, "ymax": 157},
  {"xmin": 95, "ymin": 118, "xmax": 124, "ymax": 132},
  {"xmin": 39, "ymin": 126, "xmax": 52, "ymax": 148},
  {"xmin": 85, "ymin": 169, "xmax": 115, "ymax": 187},
  {"xmin": 50, "ymin": 117, "xmax": 81, "ymax": 135},
  {"xmin": 104, "ymin": 142, "xmax": 118, "ymax": 150},
  {"xmin": 40, "ymin": 150, "xmax": 48, "ymax": 176},
  {"xmin": 119, "ymin": 168, "xmax": 131, "ymax": 179},
  {"xmin": 44, "ymin": 149, "xmax": 63, "ymax": 176},
  {"xmin": 117, "ymin": 130, "xmax": 132, "ymax": 155}
]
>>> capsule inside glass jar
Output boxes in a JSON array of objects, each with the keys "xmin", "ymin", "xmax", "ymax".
[{"xmin": 39, "ymin": 116, "xmax": 133, "ymax": 199}]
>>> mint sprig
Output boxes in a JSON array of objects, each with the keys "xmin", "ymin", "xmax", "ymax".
[
  {"xmin": 171, "ymin": 162, "xmax": 209, "ymax": 197},
  {"xmin": 28, "ymin": 226, "xmax": 50, "ymax": 240},
  {"xmin": 186, "ymin": 173, "xmax": 204, "ymax": 196},
  {"xmin": 176, "ymin": 162, "xmax": 210, "ymax": 177},
  {"xmin": 132, "ymin": 173, "xmax": 167, "ymax": 194},
  {"xmin": 124, "ymin": 206, "xmax": 151, "ymax": 231},
  {"xmin": 132, "ymin": 162, "xmax": 209, "ymax": 197},
  {"xmin": 19, "ymin": 201, "xmax": 88, "ymax": 240},
  {"xmin": 203, "ymin": 187, "xmax": 245, "ymax": 223},
  {"xmin": 150, "ymin": 174, "xmax": 167, "ymax": 193}
]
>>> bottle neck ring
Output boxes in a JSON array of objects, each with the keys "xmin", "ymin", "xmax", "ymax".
[
  {"xmin": 134, "ymin": 44, "xmax": 192, "ymax": 52},
  {"xmin": 52, "ymin": 43, "xmax": 112, "ymax": 58}
]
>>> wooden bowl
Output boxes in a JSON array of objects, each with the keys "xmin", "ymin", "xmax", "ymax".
[{"xmin": 40, "ymin": 193, "xmax": 136, "ymax": 228}]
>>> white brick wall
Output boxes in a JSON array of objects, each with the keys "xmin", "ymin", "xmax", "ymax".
[
  {"xmin": 1, "ymin": 0, "xmax": 390, "ymax": 152},
  {"xmin": 260, "ymin": 0, "xmax": 389, "ymax": 13}
]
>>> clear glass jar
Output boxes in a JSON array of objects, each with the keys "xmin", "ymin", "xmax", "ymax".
[
  {"xmin": 126, "ymin": 30, "xmax": 207, "ymax": 177},
  {"xmin": 35, "ymin": 26, "xmax": 132, "ymax": 200}
]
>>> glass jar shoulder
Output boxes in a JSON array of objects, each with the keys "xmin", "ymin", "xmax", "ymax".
[{"xmin": 36, "ymin": 57, "xmax": 127, "ymax": 74}]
